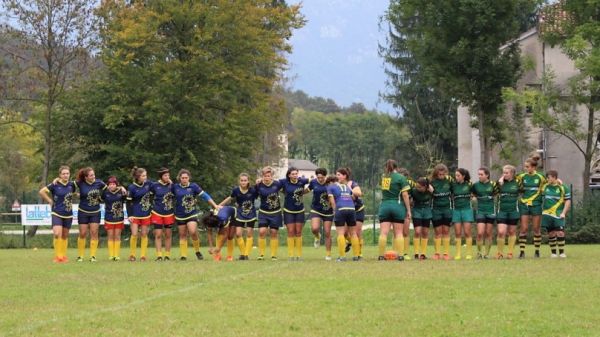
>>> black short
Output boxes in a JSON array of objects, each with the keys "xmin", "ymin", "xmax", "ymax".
[
  {"xmin": 334, "ymin": 209, "xmax": 356, "ymax": 227},
  {"xmin": 355, "ymin": 210, "xmax": 365, "ymax": 222},
  {"xmin": 234, "ymin": 219, "xmax": 255, "ymax": 228},
  {"xmin": 176, "ymin": 219, "xmax": 197, "ymax": 226},
  {"xmin": 154, "ymin": 224, "xmax": 173, "ymax": 230},
  {"xmin": 413, "ymin": 218, "xmax": 432, "ymax": 227},
  {"xmin": 78, "ymin": 212, "xmax": 101, "ymax": 225},
  {"xmin": 432, "ymin": 218, "xmax": 452, "ymax": 227},
  {"xmin": 497, "ymin": 218, "xmax": 519, "ymax": 226}
]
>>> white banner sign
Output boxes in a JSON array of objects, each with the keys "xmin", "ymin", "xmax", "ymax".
[{"xmin": 20, "ymin": 204, "xmax": 130, "ymax": 226}]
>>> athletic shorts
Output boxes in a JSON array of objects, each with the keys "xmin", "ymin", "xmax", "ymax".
[
  {"xmin": 542, "ymin": 215, "xmax": 565, "ymax": 231},
  {"xmin": 131, "ymin": 217, "xmax": 152, "ymax": 226},
  {"xmin": 378, "ymin": 200, "xmax": 406, "ymax": 222},
  {"xmin": 258, "ymin": 212, "xmax": 283, "ymax": 229},
  {"xmin": 413, "ymin": 218, "xmax": 432, "ymax": 227},
  {"xmin": 519, "ymin": 202, "xmax": 542, "ymax": 216},
  {"xmin": 452, "ymin": 208, "xmax": 475, "ymax": 223},
  {"xmin": 310, "ymin": 212, "xmax": 333, "ymax": 222},
  {"xmin": 432, "ymin": 208, "xmax": 452, "ymax": 227},
  {"xmin": 52, "ymin": 215, "xmax": 73, "ymax": 229},
  {"xmin": 355, "ymin": 209, "xmax": 365, "ymax": 222},
  {"xmin": 234, "ymin": 219, "xmax": 256, "ymax": 228},
  {"xmin": 105, "ymin": 222, "xmax": 124, "ymax": 230},
  {"xmin": 283, "ymin": 211, "xmax": 305, "ymax": 225},
  {"xmin": 151, "ymin": 213, "xmax": 175, "ymax": 226},
  {"xmin": 78, "ymin": 212, "xmax": 100, "ymax": 225},
  {"xmin": 496, "ymin": 211, "xmax": 520, "ymax": 226},
  {"xmin": 475, "ymin": 211, "xmax": 496, "ymax": 223},
  {"xmin": 334, "ymin": 209, "xmax": 356, "ymax": 227},
  {"xmin": 413, "ymin": 207, "xmax": 432, "ymax": 221}
]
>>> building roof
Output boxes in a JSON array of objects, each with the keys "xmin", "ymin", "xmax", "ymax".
[{"xmin": 288, "ymin": 159, "xmax": 318, "ymax": 170}]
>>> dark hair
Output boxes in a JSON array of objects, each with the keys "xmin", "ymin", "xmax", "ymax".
[
  {"xmin": 106, "ymin": 176, "xmax": 119, "ymax": 186},
  {"xmin": 58, "ymin": 165, "xmax": 70, "ymax": 175},
  {"xmin": 239, "ymin": 172, "xmax": 250, "ymax": 189},
  {"xmin": 325, "ymin": 175, "xmax": 338, "ymax": 184},
  {"xmin": 430, "ymin": 163, "xmax": 448, "ymax": 181},
  {"xmin": 384, "ymin": 159, "xmax": 398, "ymax": 174},
  {"xmin": 456, "ymin": 168, "xmax": 471, "ymax": 182},
  {"xmin": 416, "ymin": 177, "xmax": 429, "ymax": 187},
  {"xmin": 131, "ymin": 166, "xmax": 146, "ymax": 183},
  {"xmin": 546, "ymin": 170, "xmax": 558, "ymax": 179},
  {"xmin": 336, "ymin": 168, "xmax": 350, "ymax": 180},
  {"xmin": 525, "ymin": 157, "xmax": 538, "ymax": 168},
  {"xmin": 344, "ymin": 167, "xmax": 352, "ymax": 179},
  {"xmin": 178, "ymin": 169, "xmax": 191, "ymax": 180},
  {"xmin": 156, "ymin": 167, "xmax": 170, "ymax": 180},
  {"xmin": 77, "ymin": 167, "xmax": 94, "ymax": 182},
  {"xmin": 315, "ymin": 168, "xmax": 327, "ymax": 176},
  {"xmin": 398, "ymin": 167, "xmax": 410, "ymax": 177},
  {"xmin": 478, "ymin": 167, "xmax": 490, "ymax": 179},
  {"xmin": 201, "ymin": 212, "xmax": 219, "ymax": 228},
  {"xmin": 286, "ymin": 166, "xmax": 299, "ymax": 180}
]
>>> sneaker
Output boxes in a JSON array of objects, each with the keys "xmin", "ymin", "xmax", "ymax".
[
  {"xmin": 397, "ymin": 255, "xmax": 405, "ymax": 262},
  {"xmin": 109, "ymin": 256, "xmax": 114, "ymax": 261},
  {"xmin": 61, "ymin": 256, "xmax": 69, "ymax": 263},
  {"xmin": 559, "ymin": 253, "xmax": 567, "ymax": 258},
  {"xmin": 507, "ymin": 253, "xmax": 513, "ymax": 260},
  {"xmin": 53, "ymin": 257, "xmax": 62, "ymax": 263},
  {"xmin": 314, "ymin": 238, "xmax": 320, "ymax": 249},
  {"xmin": 325, "ymin": 256, "xmax": 332, "ymax": 261},
  {"xmin": 378, "ymin": 256, "xmax": 385, "ymax": 261},
  {"xmin": 76, "ymin": 256, "xmax": 84, "ymax": 262},
  {"xmin": 403, "ymin": 254, "xmax": 411, "ymax": 261},
  {"xmin": 443, "ymin": 254, "xmax": 450, "ymax": 261},
  {"xmin": 163, "ymin": 256, "xmax": 170, "ymax": 261},
  {"xmin": 226, "ymin": 256, "xmax": 234, "ymax": 262},
  {"xmin": 129, "ymin": 255, "xmax": 136, "ymax": 262},
  {"xmin": 296, "ymin": 257, "xmax": 302, "ymax": 262},
  {"xmin": 518, "ymin": 251, "xmax": 525, "ymax": 259},
  {"xmin": 90, "ymin": 256, "xmax": 97, "ymax": 263},
  {"xmin": 432, "ymin": 253, "xmax": 440, "ymax": 260},
  {"xmin": 414, "ymin": 254, "xmax": 419, "ymax": 260},
  {"xmin": 454, "ymin": 255, "xmax": 461, "ymax": 261},
  {"xmin": 344, "ymin": 241, "xmax": 351, "ymax": 253},
  {"xmin": 113, "ymin": 256, "xmax": 121, "ymax": 261},
  {"xmin": 213, "ymin": 253, "xmax": 222, "ymax": 262},
  {"xmin": 180, "ymin": 256, "xmax": 187, "ymax": 261},
  {"xmin": 195, "ymin": 251, "xmax": 204, "ymax": 260},
  {"xmin": 477, "ymin": 253, "xmax": 483, "ymax": 260},
  {"xmin": 271, "ymin": 256, "xmax": 278, "ymax": 261},
  {"xmin": 155, "ymin": 257, "xmax": 163, "ymax": 261},
  {"xmin": 496, "ymin": 253, "xmax": 504, "ymax": 260},
  {"xmin": 550, "ymin": 253, "xmax": 558, "ymax": 258},
  {"xmin": 140, "ymin": 256, "xmax": 147, "ymax": 262},
  {"xmin": 257, "ymin": 255, "xmax": 264, "ymax": 261},
  {"xmin": 336, "ymin": 257, "xmax": 347, "ymax": 262},
  {"xmin": 465, "ymin": 255, "xmax": 473, "ymax": 260},
  {"xmin": 289, "ymin": 257, "xmax": 296, "ymax": 262},
  {"xmin": 483, "ymin": 255, "xmax": 489, "ymax": 259},
  {"xmin": 352, "ymin": 256, "xmax": 362, "ymax": 261},
  {"xmin": 239, "ymin": 255, "xmax": 247, "ymax": 261},
  {"xmin": 534, "ymin": 251, "xmax": 540, "ymax": 258},
  {"xmin": 419, "ymin": 254, "xmax": 427, "ymax": 260}
]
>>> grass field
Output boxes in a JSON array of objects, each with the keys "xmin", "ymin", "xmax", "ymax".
[{"xmin": 1, "ymin": 245, "xmax": 599, "ymax": 337}]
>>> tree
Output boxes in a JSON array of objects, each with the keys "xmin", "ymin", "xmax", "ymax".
[
  {"xmin": 57, "ymin": 0, "xmax": 304, "ymax": 196},
  {"xmin": 0, "ymin": 0, "xmax": 99, "ymax": 187},
  {"xmin": 382, "ymin": 0, "xmax": 538, "ymax": 167}
]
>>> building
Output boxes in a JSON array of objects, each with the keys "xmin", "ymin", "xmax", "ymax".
[
  {"xmin": 288, "ymin": 159, "xmax": 319, "ymax": 180},
  {"xmin": 458, "ymin": 26, "xmax": 599, "ymax": 196}
]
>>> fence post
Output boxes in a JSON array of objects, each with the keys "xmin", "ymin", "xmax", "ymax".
[
  {"xmin": 569, "ymin": 183, "xmax": 574, "ymax": 228},
  {"xmin": 372, "ymin": 188, "xmax": 377, "ymax": 245}
]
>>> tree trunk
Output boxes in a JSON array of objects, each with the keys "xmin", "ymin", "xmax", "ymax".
[
  {"xmin": 583, "ymin": 107, "xmax": 595, "ymax": 200},
  {"xmin": 478, "ymin": 109, "xmax": 490, "ymax": 168}
]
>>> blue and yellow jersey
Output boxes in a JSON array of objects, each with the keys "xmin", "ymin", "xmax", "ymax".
[
  {"xmin": 217, "ymin": 206, "xmax": 237, "ymax": 227},
  {"xmin": 76, "ymin": 179, "xmax": 107, "ymax": 214},
  {"xmin": 327, "ymin": 183, "xmax": 355, "ymax": 211},
  {"xmin": 126, "ymin": 181, "xmax": 153, "ymax": 219},
  {"xmin": 44, "ymin": 181, "xmax": 76, "ymax": 218},
  {"xmin": 308, "ymin": 179, "xmax": 333, "ymax": 216},
  {"xmin": 350, "ymin": 181, "xmax": 365, "ymax": 212},
  {"xmin": 150, "ymin": 181, "xmax": 174, "ymax": 216},
  {"xmin": 172, "ymin": 183, "xmax": 211, "ymax": 220},
  {"xmin": 230, "ymin": 186, "xmax": 258, "ymax": 222},
  {"xmin": 281, "ymin": 177, "xmax": 309, "ymax": 213},
  {"xmin": 103, "ymin": 189, "xmax": 126, "ymax": 224},
  {"xmin": 256, "ymin": 180, "xmax": 283, "ymax": 214}
]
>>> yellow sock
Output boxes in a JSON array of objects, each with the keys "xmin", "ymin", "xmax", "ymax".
[
  {"xmin": 77, "ymin": 237, "xmax": 86, "ymax": 258},
  {"xmin": 164, "ymin": 250, "xmax": 170, "ymax": 258},
  {"xmin": 295, "ymin": 237, "xmax": 302, "ymax": 257},
  {"xmin": 90, "ymin": 239, "xmax": 99, "ymax": 258},
  {"xmin": 62, "ymin": 238, "xmax": 68, "ymax": 257},
  {"xmin": 217, "ymin": 234, "xmax": 224, "ymax": 250},
  {"xmin": 443, "ymin": 237, "xmax": 450, "ymax": 255},
  {"xmin": 477, "ymin": 239, "xmax": 484, "ymax": 254},
  {"xmin": 508, "ymin": 235, "xmax": 517, "ymax": 255},
  {"xmin": 351, "ymin": 237, "xmax": 360, "ymax": 257},
  {"xmin": 485, "ymin": 240, "xmax": 492, "ymax": 256},
  {"xmin": 404, "ymin": 236, "xmax": 410, "ymax": 255},
  {"xmin": 156, "ymin": 250, "xmax": 163, "ymax": 258},
  {"xmin": 270, "ymin": 239, "xmax": 279, "ymax": 257},
  {"xmin": 497, "ymin": 236, "xmax": 505, "ymax": 255},
  {"xmin": 359, "ymin": 238, "xmax": 364, "ymax": 256},
  {"xmin": 107, "ymin": 239, "xmax": 114, "ymax": 258},
  {"xmin": 130, "ymin": 235, "xmax": 138, "ymax": 257},
  {"xmin": 226, "ymin": 239, "xmax": 234, "ymax": 257},
  {"xmin": 236, "ymin": 237, "xmax": 245, "ymax": 255},
  {"xmin": 465, "ymin": 237, "xmax": 472, "ymax": 256},
  {"xmin": 287, "ymin": 237, "xmax": 295, "ymax": 257},
  {"xmin": 53, "ymin": 238, "xmax": 60, "ymax": 258},
  {"xmin": 421, "ymin": 238, "xmax": 429, "ymax": 256},
  {"xmin": 434, "ymin": 238, "xmax": 441, "ymax": 254},
  {"xmin": 394, "ymin": 236, "xmax": 405, "ymax": 255},
  {"xmin": 455, "ymin": 237, "xmax": 462, "ymax": 257},
  {"xmin": 378, "ymin": 236, "xmax": 387, "ymax": 256},
  {"xmin": 245, "ymin": 237, "xmax": 253, "ymax": 256},
  {"xmin": 192, "ymin": 238, "xmax": 200, "ymax": 253},
  {"xmin": 115, "ymin": 240, "xmax": 121, "ymax": 258},
  {"xmin": 179, "ymin": 240, "xmax": 188, "ymax": 258},
  {"xmin": 337, "ymin": 235, "xmax": 346, "ymax": 257},
  {"xmin": 258, "ymin": 238, "xmax": 266, "ymax": 256},
  {"xmin": 413, "ymin": 238, "xmax": 420, "ymax": 256},
  {"xmin": 140, "ymin": 236, "xmax": 148, "ymax": 258}
]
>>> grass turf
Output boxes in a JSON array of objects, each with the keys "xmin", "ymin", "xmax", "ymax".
[{"xmin": 1, "ymin": 244, "xmax": 599, "ymax": 337}]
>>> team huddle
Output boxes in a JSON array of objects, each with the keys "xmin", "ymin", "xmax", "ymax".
[{"xmin": 40, "ymin": 156, "xmax": 570, "ymax": 263}]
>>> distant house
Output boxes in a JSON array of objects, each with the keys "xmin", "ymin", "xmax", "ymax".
[{"xmin": 288, "ymin": 159, "xmax": 319, "ymax": 180}]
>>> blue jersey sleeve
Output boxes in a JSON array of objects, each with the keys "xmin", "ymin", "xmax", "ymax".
[{"xmin": 46, "ymin": 183, "xmax": 55, "ymax": 194}]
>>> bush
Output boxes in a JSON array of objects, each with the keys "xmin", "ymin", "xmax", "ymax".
[{"xmin": 568, "ymin": 194, "xmax": 600, "ymax": 243}]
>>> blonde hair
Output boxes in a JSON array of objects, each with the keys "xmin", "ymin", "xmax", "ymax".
[
  {"xmin": 503, "ymin": 164, "xmax": 516, "ymax": 176},
  {"xmin": 261, "ymin": 166, "xmax": 274, "ymax": 176},
  {"xmin": 430, "ymin": 163, "xmax": 448, "ymax": 180}
]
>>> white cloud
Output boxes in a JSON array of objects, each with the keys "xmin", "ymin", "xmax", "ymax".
[
  {"xmin": 320, "ymin": 25, "xmax": 342, "ymax": 39},
  {"xmin": 346, "ymin": 54, "xmax": 364, "ymax": 64}
]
